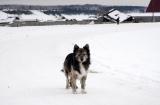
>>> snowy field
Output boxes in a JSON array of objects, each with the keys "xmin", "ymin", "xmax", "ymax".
[{"xmin": 0, "ymin": 23, "xmax": 160, "ymax": 105}]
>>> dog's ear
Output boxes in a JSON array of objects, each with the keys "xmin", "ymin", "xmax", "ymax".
[
  {"xmin": 73, "ymin": 44, "xmax": 79, "ymax": 53},
  {"xmin": 83, "ymin": 44, "xmax": 89, "ymax": 51}
]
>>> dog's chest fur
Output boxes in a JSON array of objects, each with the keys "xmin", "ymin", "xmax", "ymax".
[{"xmin": 75, "ymin": 63, "xmax": 88, "ymax": 80}]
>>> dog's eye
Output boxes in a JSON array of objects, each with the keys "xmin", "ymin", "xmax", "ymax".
[{"xmin": 83, "ymin": 54, "xmax": 86, "ymax": 56}]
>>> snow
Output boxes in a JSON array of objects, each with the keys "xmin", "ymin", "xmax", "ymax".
[
  {"xmin": 0, "ymin": 10, "xmax": 90, "ymax": 22},
  {"xmin": 62, "ymin": 14, "xmax": 91, "ymax": 21},
  {"xmin": 0, "ymin": 10, "xmax": 56, "ymax": 21},
  {"xmin": 0, "ymin": 11, "xmax": 15, "ymax": 24},
  {"xmin": 0, "ymin": 23, "xmax": 160, "ymax": 105},
  {"xmin": 129, "ymin": 12, "xmax": 160, "ymax": 16},
  {"xmin": 20, "ymin": 10, "xmax": 56, "ymax": 21},
  {"xmin": 0, "ymin": 17, "xmax": 15, "ymax": 24},
  {"xmin": 0, "ymin": 11, "xmax": 8, "ymax": 19}
]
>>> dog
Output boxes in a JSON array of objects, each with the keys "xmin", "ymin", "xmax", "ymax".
[{"xmin": 62, "ymin": 44, "xmax": 91, "ymax": 94}]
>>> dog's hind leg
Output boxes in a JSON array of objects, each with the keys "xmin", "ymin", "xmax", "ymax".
[
  {"xmin": 66, "ymin": 76, "xmax": 70, "ymax": 89},
  {"xmin": 81, "ymin": 76, "xmax": 87, "ymax": 94},
  {"xmin": 71, "ymin": 75, "xmax": 78, "ymax": 94},
  {"xmin": 64, "ymin": 70, "xmax": 70, "ymax": 89}
]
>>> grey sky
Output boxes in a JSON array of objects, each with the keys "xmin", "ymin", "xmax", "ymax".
[{"xmin": 0, "ymin": 0, "xmax": 150, "ymax": 6}]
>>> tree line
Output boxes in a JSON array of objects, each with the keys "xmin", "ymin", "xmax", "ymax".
[{"xmin": 0, "ymin": 4, "xmax": 146, "ymax": 15}]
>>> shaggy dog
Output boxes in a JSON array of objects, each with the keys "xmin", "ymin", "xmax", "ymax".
[{"xmin": 62, "ymin": 44, "xmax": 91, "ymax": 94}]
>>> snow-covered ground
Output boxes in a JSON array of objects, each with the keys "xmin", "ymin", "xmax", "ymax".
[{"xmin": 0, "ymin": 23, "xmax": 160, "ymax": 105}]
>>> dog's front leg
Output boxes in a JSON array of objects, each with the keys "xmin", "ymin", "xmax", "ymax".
[
  {"xmin": 71, "ymin": 75, "xmax": 77, "ymax": 94},
  {"xmin": 81, "ymin": 76, "xmax": 87, "ymax": 94}
]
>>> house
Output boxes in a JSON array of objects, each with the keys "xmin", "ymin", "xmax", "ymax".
[
  {"xmin": 103, "ymin": 9, "xmax": 133, "ymax": 23},
  {"xmin": 129, "ymin": 0, "xmax": 160, "ymax": 23},
  {"xmin": 11, "ymin": 19, "xmax": 39, "ymax": 27},
  {"xmin": 129, "ymin": 13, "xmax": 160, "ymax": 22},
  {"xmin": 146, "ymin": 0, "xmax": 160, "ymax": 12},
  {"xmin": 82, "ymin": 15, "xmax": 99, "ymax": 22},
  {"xmin": 0, "ymin": 17, "xmax": 17, "ymax": 26}
]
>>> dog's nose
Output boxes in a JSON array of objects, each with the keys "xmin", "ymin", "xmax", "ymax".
[{"xmin": 80, "ymin": 57, "xmax": 83, "ymax": 61}]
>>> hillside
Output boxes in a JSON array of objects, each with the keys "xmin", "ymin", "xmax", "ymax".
[{"xmin": 0, "ymin": 4, "xmax": 146, "ymax": 15}]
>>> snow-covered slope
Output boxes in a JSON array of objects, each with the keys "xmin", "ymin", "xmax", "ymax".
[
  {"xmin": 0, "ymin": 23, "xmax": 160, "ymax": 105},
  {"xmin": 0, "ymin": 11, "xmax": 9, "ymax": 19},
  {"xmin": 0, "ymin": 10, "xmax": 90, "ymax": 21},
  {"xmin": 20, "ymin": 10, "xmax": 56, "ymax": 21}
]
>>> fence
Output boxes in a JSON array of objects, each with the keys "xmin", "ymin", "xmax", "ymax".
[
  {"xmin": 9, "ymin": 21, "xmax": 103, "ymax": 27},
  {"xmin": 3, "ymin": 16, "xmax": 160, "ymax": 27},
  {"xmin": 133, "ymin": 16, "xmax": 160, "ymax": 23}
]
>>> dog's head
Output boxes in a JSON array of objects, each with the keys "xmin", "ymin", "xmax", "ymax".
[{"xmin": 73, "ymin": 44, "xmax": 90, "ymax": 63}]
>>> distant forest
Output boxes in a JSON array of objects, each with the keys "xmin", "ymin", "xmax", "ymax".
[{"xmin": 0, "ymin": 4, "xmax": 147, "ymax": 15}]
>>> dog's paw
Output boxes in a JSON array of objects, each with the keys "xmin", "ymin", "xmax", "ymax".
[
  {"xmin": 81, "ymin": 89, "xmax": 87, "ymax": 94},
  {"xmin": 73, "ymin": 91, "xmax": 78, "ymax": 94},
  {"xmin": 66, "ymin": 87, "xmax": 70, "ymax": 89},
  {"xmin": 66, "ymin": 86, "xmax": 70, "ymax": 89}
]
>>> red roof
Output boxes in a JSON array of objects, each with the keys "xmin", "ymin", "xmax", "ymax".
[{"xmin": 146, "ymin": 0, "xmax": 160, "ymax": 12}]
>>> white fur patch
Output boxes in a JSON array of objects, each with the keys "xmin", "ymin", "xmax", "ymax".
[{"xmin": 76, "ymin": 63, "xmax": 87, "ymax": 80}]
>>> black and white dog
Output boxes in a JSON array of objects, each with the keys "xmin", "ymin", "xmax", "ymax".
[{"xmin": 62, "ymin": 44, "xmax": 91, "ymax": 94}]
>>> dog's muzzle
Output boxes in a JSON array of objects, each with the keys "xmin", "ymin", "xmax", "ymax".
[
  {"xmin": 80, "ymin": 57, "xmax": 83, "ymax": 62},
  {"xmin": 78, "ymin": 56, "xmax": 87, "ymax": 63}
]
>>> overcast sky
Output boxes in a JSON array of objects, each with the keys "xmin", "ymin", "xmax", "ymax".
[{"xmin": 0, "ymin": 0, "xmax": 150, "ymax": 6}]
